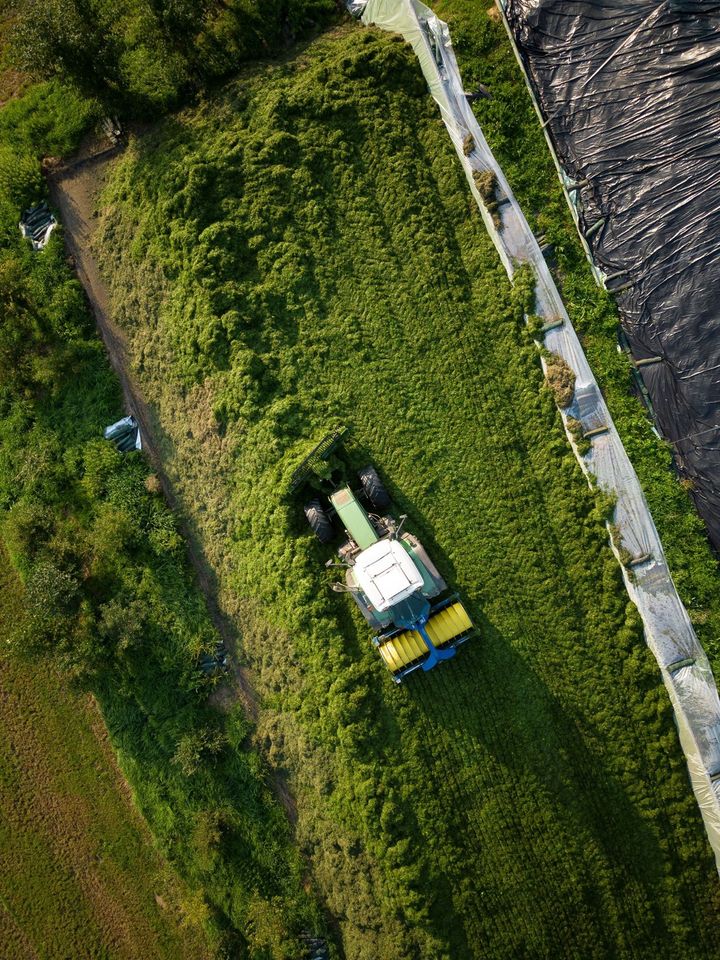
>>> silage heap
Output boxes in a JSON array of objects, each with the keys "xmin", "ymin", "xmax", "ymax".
[{"xmin": 501, "ymin": 0, "xmax": 720, "ymax": 549}]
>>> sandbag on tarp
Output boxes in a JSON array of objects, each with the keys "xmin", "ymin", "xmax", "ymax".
[
  {"xmin": 19, "ymin": 201, "xmax": 57, "ymax": 250},
  {"xmin": 104, "ymin": 415, "xmax": 142, "ymax": 452},
  {"xmin": 503, "ymin": 0, "xmax": 720, "ymax": 549}
]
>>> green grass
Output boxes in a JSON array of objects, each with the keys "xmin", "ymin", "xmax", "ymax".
[
  {"xmin": 436, "ymin": 0, "xmax": 720, "ymax": 660},
  {"xmin": 0, "ymin": 553, "xmax": 210, "ymax": 960},
  {"xmin": 0, "ymin": 67, "xmax": 330, "ymax": 959},
  {"xmin": 94, "ymin": 25, "xmax": 720, "ymax": 958}
]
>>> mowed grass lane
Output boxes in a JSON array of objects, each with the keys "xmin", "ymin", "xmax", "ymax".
[{"xmin": 0, "ymin": 557, "xmax": 209, "ymax": 960}]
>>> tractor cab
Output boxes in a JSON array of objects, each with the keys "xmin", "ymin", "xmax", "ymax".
[
  {"xmin": 291, "ymin": 430, "xmax": 474, "ymax": 682},
  {"xmin": 352, "ymin": 539, "xmax": 425, "ymax": 613}
]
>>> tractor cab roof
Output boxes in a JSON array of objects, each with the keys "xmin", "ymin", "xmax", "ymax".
[{"xmin": 353, "ymin": 539, "xmax": 424, "ymax": 613}]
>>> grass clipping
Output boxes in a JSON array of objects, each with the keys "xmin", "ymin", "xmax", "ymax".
[
  {"xmin": 473, "ymin": 169, "xmax": 502, "ymax": 228},
  {"xmin": 545, "ymin": 352, "xmax": 576, "ymax": 408}
]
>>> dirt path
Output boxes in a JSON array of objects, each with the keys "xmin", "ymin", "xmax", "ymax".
[{"xmin": 49, "ymin": 151, "xmax": 269, "ymax": 743}]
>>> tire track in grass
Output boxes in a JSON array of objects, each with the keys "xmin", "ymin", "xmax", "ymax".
[
  {"xmin": 448, "ymin": 310, "xmax": 709, "ymax": 945},
  {"xmin": 417, "ymin": 664, "xmax": 586, "ymax": 958},
  {"xmin": 423, "ymin": 662, "xmax": 634, "ymax": 959},
  {"xmin": 404, "ymin": 328, "xmax": 664, "ymax": 952},
  {"xmin": 92, "ymin": 40, "xmax": 720, "ymax": 954},
  {"xmin": 409, "ymin": 667, "xmax": 589, "ymax": 959},
  {"xmin": 406, "ymin": 677, "xmax": 507, "ymax": 954},
  {"xmin": 364, "ymin": 187, "xmax": 609, "ymax": 942},
  {"xmin": 339, "ymin": 125, "xmax": 708, "ymax": 951},
  {"xmin": 406, "ymin": 652, "xmax": 585, "ymax": 958},
  {"xmin": 348, "ymin": 194, "xmax": 637, "ymax": 950}
]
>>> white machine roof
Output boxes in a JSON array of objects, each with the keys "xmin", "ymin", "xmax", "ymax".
[{"xmin": 353, "ymin": 539, "xmax": 423, "ymax": 612}]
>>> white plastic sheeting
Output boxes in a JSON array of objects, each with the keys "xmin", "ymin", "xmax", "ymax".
[
  {"xmin": 19, "ymin": 201, "xmax": 57, "ymax": 251},
  {"xmin": 355, "ymin": 0, "xmax": 720, "ymax": 870}
]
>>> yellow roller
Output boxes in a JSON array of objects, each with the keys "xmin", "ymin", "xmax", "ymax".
[
  {"xmin": 378, "ymin": 629, "xmax": 427, "ymax": 672},
  {"xmin": 425, "ymin": 602, "xmax": 472, "ymax": 647},
  {"xmin": 377, "ymin": 602, "xmax": 473, "ymax": 671}
]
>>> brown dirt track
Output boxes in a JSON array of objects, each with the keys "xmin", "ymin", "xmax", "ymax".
[{"xmin": 49, "ymin": 147, "xmax": 297, "ymax": 822}]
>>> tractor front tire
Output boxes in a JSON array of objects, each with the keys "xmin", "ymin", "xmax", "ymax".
[
  {"xmin": 304, "ymin": 500, "xmax": 334, "ymax": 544},
  {"xmin": 358, "ymin": 465, "xmax": 390, "ymax": 510}
]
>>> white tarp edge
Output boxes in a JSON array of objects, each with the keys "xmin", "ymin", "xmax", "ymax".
[{"xmin": 358, "ymin": 0, "xmax": 720, "ymax": 870}]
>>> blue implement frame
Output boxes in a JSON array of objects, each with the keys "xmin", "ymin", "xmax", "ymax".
[{"xmin": 372, "ymin": 594, "xmax": 475, "ymax": 683}]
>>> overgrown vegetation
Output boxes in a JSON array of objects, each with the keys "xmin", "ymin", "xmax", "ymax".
[
  {"xmin": 5, "ymin": 0, "xmax": 336, "ymax": 114},
  {"xmin": 93, "ymin": 26, "xmax": 720, "ymax": 958},
  {"xmin": 0, "ymin": 65, "xmax": 328, "ymax": 960},
  {"xmin": 5, "ymin": 1, "xmax": 720, "ymax": 956}
]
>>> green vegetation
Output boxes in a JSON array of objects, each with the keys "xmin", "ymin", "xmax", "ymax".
[
  {"xmin": 6, "ymin": 0, "xmax": 335, "ymax": 114},
  {"xmin": 436, "ymin": 0, "xmax": 720, "ymax": 660},
  {"xmin": 93, "ymin": 25, "xmax": 720, "ymax": 958},
  {"xmin": 0, "ymin": 61, "xmax": 328, "ymax": 960},
  {"xmin": 0, "ymin": 553, "xmax": 210, "ymax": 960},
  {"xmin": 4, "ymin": 1, "xmax": 720, "ymax": 956}
]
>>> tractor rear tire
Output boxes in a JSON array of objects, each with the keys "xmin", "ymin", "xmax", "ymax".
[
  {"xmin": 358, "ymin": 465, "xmax": 390, "ymax": 510},
  {"xmin": 304, "ymin": 500, "xmax": 334, "ymax": 544}
]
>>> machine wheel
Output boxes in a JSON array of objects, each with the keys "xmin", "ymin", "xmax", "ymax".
[
  {"xmin": 304, "ymin": 500, "xmax": 334, "ymax": 544},
  {"xmin": 358, "ymin": 465, "xmax": 390, "ymax": 510}
]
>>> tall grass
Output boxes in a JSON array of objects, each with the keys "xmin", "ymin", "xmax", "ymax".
[{"xmin": 0, "ymin": 68, "xmax": 328, "ymax": 960}]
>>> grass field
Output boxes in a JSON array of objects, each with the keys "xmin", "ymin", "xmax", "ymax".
[
  {"xmin": 94, "ymin": 23, "xmax": 720, "ymax": 959},
  {"xmin": 0, "ymin": 554, "xmax": 210, "ymax": 960},
  {"xmin": 0, "ymin": 44, "xmax": 326, "ymax": 955}
]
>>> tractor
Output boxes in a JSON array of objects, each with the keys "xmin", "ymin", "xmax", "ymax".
[{"xmin": 291, "ymin": 429, "xmax": 474, "ymax": 683}]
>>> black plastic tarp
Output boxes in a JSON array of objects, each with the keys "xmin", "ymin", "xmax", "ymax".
[{"xmin": 504, "ymin": 0, "xmax": 720, "ymax": 548}]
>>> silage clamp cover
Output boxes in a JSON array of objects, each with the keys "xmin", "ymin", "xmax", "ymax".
[{"xmin": 502, "ymin": 0, "xmax": 720, "ymax": 553}]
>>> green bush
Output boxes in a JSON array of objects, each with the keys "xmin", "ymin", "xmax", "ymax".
[
  {"xmin": 0, "ymin": 80, "xmax": 99, "ymax": 156},
  {"xmin": 9, "ymin": 0, "xmax": 337, "ymax": 115},
  {"xmin": 0, "ymin": 46, "xmax": 328, "ymax": 957}
]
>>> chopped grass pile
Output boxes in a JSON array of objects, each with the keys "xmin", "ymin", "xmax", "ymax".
[
  {"xmin": 472, "ymin": 168, "xmax": 502, "ymax": 226},
  {"xmin": 544, "ymin": 351, "xmax": 576, "ymax": 408}
]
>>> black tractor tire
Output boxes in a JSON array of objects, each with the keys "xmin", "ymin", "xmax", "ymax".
[
  {"xmin": 304, "ymin": 500, "xmax": 334, "ymax": 544},
  {"xmin": 358, "ymin": 465, "xmax": 390, "ymax": 511}
]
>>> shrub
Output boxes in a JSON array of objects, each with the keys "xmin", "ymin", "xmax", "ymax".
[{"xmin": 172, "ymin": 726, "xmax": 227, "ymax": 778}]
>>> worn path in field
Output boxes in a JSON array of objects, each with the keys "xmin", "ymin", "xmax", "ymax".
[
  {"xmin": 50, "ymin": 156, "xmax": 255, "ymax": 709},
  {"xmin": 48, "ymin": 155, "xmax": 297, "ymax": 812}
]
